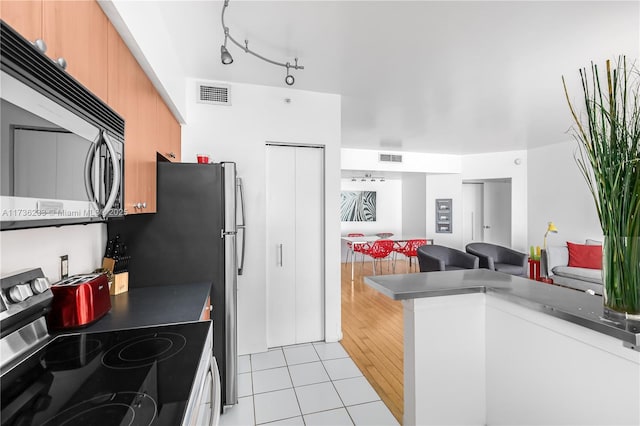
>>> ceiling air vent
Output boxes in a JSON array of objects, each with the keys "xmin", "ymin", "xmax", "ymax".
[
  {"xmin": 196, "ymin": 82, "xmax": 231, "ymax": 106},
  {"xmin": 379, "ymin": 153, "xmax": 403, "ymax": 163}
]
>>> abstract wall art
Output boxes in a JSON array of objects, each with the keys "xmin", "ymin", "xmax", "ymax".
[{"xmin": 340, "ymin": 191, "xmax": 376, "ymax": 222}]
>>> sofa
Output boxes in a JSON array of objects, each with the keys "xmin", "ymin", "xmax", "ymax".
[{"xmin": 541, "ymin": 239, "xmax": 603, "ymax": 295}]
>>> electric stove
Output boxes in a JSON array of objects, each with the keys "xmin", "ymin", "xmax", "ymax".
[{"xmin": 1, "ymin": 269, "xmax": 217, "ymax": 426}]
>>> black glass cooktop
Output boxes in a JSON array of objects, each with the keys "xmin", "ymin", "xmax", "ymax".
[{"xmin": 1, "ymin": 321, "xmax": 211, "ymax": 426}]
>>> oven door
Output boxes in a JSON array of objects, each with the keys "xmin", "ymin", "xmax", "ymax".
[
  {"xmin": 191, "ymin": 356, "xmax": 221, "ymax": 426},
  {"xmin": 183, "ymin": 320, "xmax": 220, "ymax": 426},
  {"xmin": 0, "ymin": 70, "xmax": 121, "ymax": 229}
]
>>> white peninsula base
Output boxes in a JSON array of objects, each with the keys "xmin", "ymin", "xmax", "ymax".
[{"xmin": 404, "ymin": 293, "xmax": 640, "ymax": 426}]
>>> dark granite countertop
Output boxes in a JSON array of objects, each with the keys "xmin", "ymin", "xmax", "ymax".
[
  {"xmin": 80, "ymin": 282, "xmax": 211, "ymax": 333},
  {"xmin": 364, "ymin": 269, "xmax": 640, "ymax": 346}
]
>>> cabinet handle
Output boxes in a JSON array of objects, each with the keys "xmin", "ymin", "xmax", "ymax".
[
  {"xmin": 167, "ymin": 152, "xmax": 176, "ymax": 159},
  {"xmin": 142, "ymin": 202, "xmax": 147, "ymax": 209},
  {"xmin": 56, "ymin": 57, "xmax": 67, "ymax": 70},
  {"xmin": 32, "ymin": 39, "xmax": 47, "ymax": 54},
  {"xmin": 279, "ymin": 244, "xmax": 283, "ymax": 267}
]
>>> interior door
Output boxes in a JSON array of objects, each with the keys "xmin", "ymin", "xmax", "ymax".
[
  {"xmin": 266, "ymin": 144, "xmax": 324, "ymax": 347},
  {"xmin": 483, "ymin": 181, "xmax": 512, "ymax": 246},
  {"xmin": 294, "ymin": 147, "xmax": 324, "ymax": 344},
  {"xmin": 462, "ymin": 183, "xmax": 484, "ymax": 246},
  {"xmin": 266, "ymin": 146, "xmax": 296, "ymax": 347}
]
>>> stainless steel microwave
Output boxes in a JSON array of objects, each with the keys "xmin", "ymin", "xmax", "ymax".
[{"xmin": 0, "ymin": 21, "xmax": 125, "ymax": 230}]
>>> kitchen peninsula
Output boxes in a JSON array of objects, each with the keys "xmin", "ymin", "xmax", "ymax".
[{"xmin": 365, "ymin": 269, "xmax": 640, "ymax": 426}]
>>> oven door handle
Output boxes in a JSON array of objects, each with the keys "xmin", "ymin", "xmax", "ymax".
[
  {"xmin": 211, "ymin": 355, "xmax": 221, "ymax": 426},
  {"xmin": 100, "ymin": 131, "xmax": 120, "ymax": 219}
]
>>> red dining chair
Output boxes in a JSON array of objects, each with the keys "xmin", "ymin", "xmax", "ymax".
[
  {"xmin": 346, "ymin": 233, "xmax": 365, "ymax": 263},
  {"xmin": 360, "ymin": 240, "xmax": 395, "ymax": 275},
  {"xmin": 394, "ymin": 239, "xmax": 430, "ymax": 272}
]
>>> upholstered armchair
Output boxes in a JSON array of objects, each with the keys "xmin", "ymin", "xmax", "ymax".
[
  {"xmin": 417, "ymin": 245, "xmax": 479, "ymax": 272},
  {"xmin": 465, "ymin": 242, "xmax": 528, "ymax": 276}
]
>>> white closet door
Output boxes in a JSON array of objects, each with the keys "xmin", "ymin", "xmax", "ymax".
[
  {"xmin": 294, "ymin": 147, "xmax": 324, "ymax": 343},
  {"xmin": 266, "ymin": 144, "xmax": 324, "ymax": 347},
  {"xmin": 266, "ymin": 146, "xmax": 296, "ymax": 347}
]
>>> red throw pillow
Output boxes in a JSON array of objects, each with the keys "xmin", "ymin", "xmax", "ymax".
[{"xmin": 567, "ymin": 241, "xmax": 602, "ymax": 269}]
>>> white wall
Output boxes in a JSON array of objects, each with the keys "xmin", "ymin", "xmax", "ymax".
[
  {"xmin": 0, "ymin": 224, "xmax": 106, "ymax": 281},
  {"xmin": 342, "ymin": 148, "xmax": 461, "ymax": 173},
  {"xmin": 402, "ymin": 174, "xmax": 427, "ymax": 238},
  {"xmin": 182, "ymin": 79, "xmax": 341, "ymax": 355},
  {"xmin": 340, "ymin": 178, "xmax": 402, "ymax": 261},
  {"xmin": 426, "ymin": 174, "xmax": 463, "ymax": 249},
  {"xmin": 462, "ymin": 150, "xmax": 528, "ymax": 251},
  {"xmin": 527, "ymin": 140, "xmax": 601, "ymax": 247}
]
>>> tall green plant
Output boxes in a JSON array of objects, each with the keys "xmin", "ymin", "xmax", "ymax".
[{"xmin": 562, "ymin": 57, "xmax": 640, "ymax": 315}]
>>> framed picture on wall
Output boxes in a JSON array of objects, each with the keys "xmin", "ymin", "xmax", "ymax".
[{"xmin": 341, "ymin": 191, "xmax": 376, "ymax": 222}]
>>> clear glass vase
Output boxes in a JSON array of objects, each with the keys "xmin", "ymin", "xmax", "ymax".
[{"xmin": 602, "ymin": 236, "xmax": 640, "ymax": 321}]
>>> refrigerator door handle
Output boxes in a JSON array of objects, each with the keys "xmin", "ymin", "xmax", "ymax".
[{"xmin": 237, "ymin": 177, "xmax": 246, "ymax": 275}]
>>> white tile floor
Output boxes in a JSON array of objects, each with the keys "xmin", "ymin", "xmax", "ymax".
[{"xmin": 220, "ymin": 341, "xmax": 399, "ymax": 426}]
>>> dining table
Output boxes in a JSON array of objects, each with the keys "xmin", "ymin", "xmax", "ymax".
[{"xmin": 341, "ymin": 235, "xmax": 434, "ymax": 281}]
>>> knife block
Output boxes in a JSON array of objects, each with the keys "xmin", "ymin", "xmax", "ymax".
[{"xmin": 102, "ymin": 257, "xmax": 128, "ymax": 295}]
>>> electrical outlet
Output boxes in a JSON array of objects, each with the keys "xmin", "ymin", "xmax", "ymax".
[{"xmin": 60, "ymin": 255, "xmax": 69, "ymax": 279}]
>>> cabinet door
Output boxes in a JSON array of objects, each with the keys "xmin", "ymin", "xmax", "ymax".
[
  {"xmin": 0, "ymin": 0, "xmax": 42, "ymax": 42},
  {"xmin": 107, "ymin": 23, "xmax": 156, "ymax": 214},
  {"xmin": 266, "ymin": 145, "xmax": 297, "ymax": 347},
  {"xmin": 107, "ymin": 24, "xmax": 141, "ymax": 215},
  {"xmin": 157, "ymin": 96, "xmax": 181, "ymax": 162},
  {"xmin": 136, "ymin": 73, "xmax": 158, "ymax": 213},
  {"xmin": 43, "ymin": 0, "xmax": 108, "ymax": 101}
]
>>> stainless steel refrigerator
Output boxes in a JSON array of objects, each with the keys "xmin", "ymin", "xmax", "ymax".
[{"xmin": 107, "ymin": 161, "xmax": 245, "ymax": 409}]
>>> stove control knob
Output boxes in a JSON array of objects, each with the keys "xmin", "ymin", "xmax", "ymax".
[
  {"xmin": 8, "ymin": 284, "xmax": 34, "ymax": 303},
  {"xmin": 31, "ymin": 277, "xmax": 51, "ymax": 294}
]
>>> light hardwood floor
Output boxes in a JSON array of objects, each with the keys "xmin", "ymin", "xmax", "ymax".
[{"xmin": 340, "ymin": 258, "xmax": 416, "ymax": 424}]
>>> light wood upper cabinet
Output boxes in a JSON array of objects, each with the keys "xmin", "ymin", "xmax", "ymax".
[
  {"xmin": 107, "ymin": 23, "xmax": 157, "ymax": 214},
  {"xmin": 42, "ymin": 1, "xmax": 109, "ymax": 102},
  {"xmin": 157, "ymin": 96, "xmax": 182, "ymax": 162},
  {"xmin": 136, "ymin": 72, "xmax": 158, "ymax": 213},
  {"xmin": 0, "ymin": 0, "xmax": 43, "ymax": 43},
  {"xmin": 1, "ymin": 1, "xmax": 108, "ymax": 101}
]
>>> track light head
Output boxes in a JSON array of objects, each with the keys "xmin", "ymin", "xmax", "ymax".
[
  {"xmin": 285, "ymin": 64, "xmax": 295, "ymax": 86},
  {"xmin": 221, "ymin": 44, "xmax": 233, "ymax": 65},
  {"xmin": 285, "ymin": 74, "xmax": 295, "ymax": 86}
]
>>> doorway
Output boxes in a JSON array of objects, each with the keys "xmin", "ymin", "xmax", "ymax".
[
  {"xmin": 462, "ymin": 179, "xmax": 512, "ymax": 247},
  {"xmin": 265, "ymin": 143, "xmax": 325, "ymax": 347}
]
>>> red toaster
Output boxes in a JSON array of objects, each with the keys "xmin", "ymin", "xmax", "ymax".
[{"xmin": 46, "ymin": 273, "xmax": 111, "ymax": 330}]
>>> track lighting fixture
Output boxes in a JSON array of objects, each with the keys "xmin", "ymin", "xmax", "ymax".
[
  {"xmin": 350, "ymin": 173, "xmax": 386, "ymax": 182},
  {"xmin": 220, "ymin": 0, "xmax": 304, "ymax": 86}
]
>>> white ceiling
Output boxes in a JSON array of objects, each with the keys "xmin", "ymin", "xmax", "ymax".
[{"xmin": 155, "ymin": 1, "xmax": 639, "ymax": 154}]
